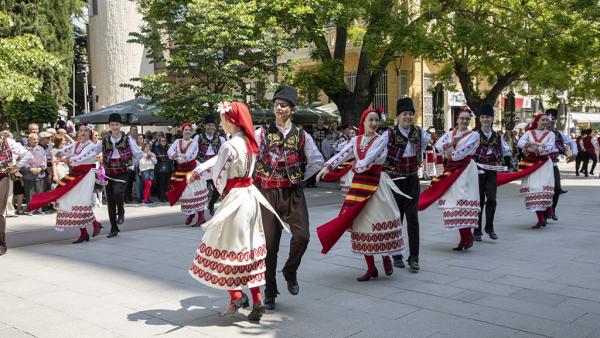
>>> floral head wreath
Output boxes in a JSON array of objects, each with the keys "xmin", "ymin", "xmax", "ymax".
[{"xmin": 217, "ymin": 101, "xmax": 233, "ymax": 115}]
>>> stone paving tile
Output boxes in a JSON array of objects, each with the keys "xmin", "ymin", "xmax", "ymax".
[
  {"xmin": 473, "ymin": 294, "xmax": 586, "ymax": 322},
  {"xmin": 572, "ymin": 313, "xmax": 600, "ymax": 329},
  {"xmin": 317, "ymin": 290, "xmax": 419, "ymax": 320},
  {"xmin": 450, "ymin": 290, "xmax": 490, "ymax": 303},
  {"xmin": 470, "ymin": 308, "xmax": 595, "ymax": 338},
  {"xmin": 508, "ymin": 289, "xmax": 568, "ymax": 306},
  {"xmin": 492, "ymin": 275, "xmax": 567, "ymax": 293},
  {"xmin": 557, "ymin": 286, "xmax": 600, "ymax": 303},
  {"xmin": 0, "ymin": 327, "xmax": 37, "ymax": 338},
  {"xmin": 449, "ymin": 278, "xmax": 523, "ymax": 296},
  {"xmin": 387, "ymin": 290, "xmax": 487, "ymax": 317},
  {"xmin": 560, "ymin": 298, "xmax": 600, "ymax": 315}
]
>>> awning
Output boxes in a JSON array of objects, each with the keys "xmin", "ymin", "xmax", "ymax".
[
  {"xmin": 73, "ymin": 98, "xmax": 174, "ymax": 126},
  {"xmin": 569, "ymin": 113, "xmax": 600, "ymax": 123}
]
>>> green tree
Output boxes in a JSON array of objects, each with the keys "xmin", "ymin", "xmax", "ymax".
[
  {"xmin": 0, "ymin": 11, "xmax": 61, "ymax": 103},
  {"xmin": 421, "ymin": 0, "xmax": 600, "ymax": 117},
  {"xmin": 4, "ymin": 92, "xmax": 59, "ymax": 130},
  {"xmin": 268, "ymin": 0, "xmax": 430, "ymax": 125},
  {"xmin": 129, "ymin": 0, "xmax": 296, "ymax": 123},
  {"xmin": 0, "ymin": 0, "xmax": 85, "ymax": 105}
]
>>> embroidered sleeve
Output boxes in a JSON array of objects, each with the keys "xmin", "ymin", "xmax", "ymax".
[
  {"xmin": 451, "ymin": 132, "xmax": 480, "ymax": 161},
  {"xmin": 303, "ymin": 130, "xmax": 325, "ymax": 179},
  {"xmin": 435, "ymin": 132, "xmax": 451, "ymax": 152},
  {"xmin": 167, "ymin": 141, "xmax": 177, "ymax": 159},
  {"xmin": 212, "ymin": 143, "xmax": 236, "ymax": 194},
  {"xmin": 421, "ymin": 128, "xmax": 431, "ymax": 152},
  {"xmin": 186, "ymin": 140, "xmax": 199, "ymax": 162},
  {"xmin": 8, "ymin": 138, "xmax": 33, "ymax": 168},
  {"xmin": 129, "ymin": 136, "xmax": 144, "ymax": 164},
  {"xmin": 325, "ymin": 137, "xmax": 355, "ymax": 170},
  {"xmin": 69, "ymin": 143, "xmax": 100, "ymax": 164},
  {"xmin": 564, "ymin": 132, "xmax": 578, "ymax": 156},
  {"xmin": 355, "ymin": 134, "xmax": 388, "ymax": 173},
  {"xmin": 517, "ymin": 131, "xmax": 530, "ymax": 149},
  {"xmin": 58, "ymin": 143, "xmax": 75, "ymax": 154}
]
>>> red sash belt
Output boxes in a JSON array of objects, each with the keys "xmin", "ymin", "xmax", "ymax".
[
  {"xmin": 222, "ymin": 177, "xmax": 253, "ymax": 197},
  {"xmin": 317, "ymin": 165, "xmax": 382, "ymax": 254},
  {"xmin": 321, "ymin": 161, "xmax": 353, "ymax": 182},
  {"xmin": 417, "ymin": 157, "xmax": 472, "ymax": 211},
  {"xmin": 167, "ymin": 160, "xmax": 197, "ymax": 206},
  {"xmin": 496, "ymin": 155, "xmax": 548, "ymax": 187},
  {"xmin": 27, "ymin": 164, "xmax": 94, "ymax": 211},
  {"xmin": 255, "ymin": 176, "xmax": 299, "ymax": 189}
]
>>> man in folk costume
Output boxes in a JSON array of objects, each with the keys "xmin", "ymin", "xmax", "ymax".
[
  {"xmin": 102, "ymin": 113, "xmax": 143, "ymax": 238},
  {"xmin": 497, "ymin": 113, "xmax": 556, "ymax": 228},
  {"xmin": 418, "ymin": 108, "xmax": 481, "ymax": 250},
  {"xmin": 0, "ymin": 134, "xmax": 32, "ymax": 256},
  {"xmin": 544, "ymin": 108, "xmax": 576, "ymax": 221},
  {"xmin": 254, "ymin": 85, "xmax": 324, "ymax": 310},
  {"xmin": 472, "ymin": 103, "xmax": 512, "ymax": 242},
  {"xmin": 167, "ymin": 123, "xmax": 209, "ymax": 226},
  {"xmin": 316, "ymin": 108, "xmax": 408, "ymax": 281},
  {"xmin": 28, "ymin": 124, "xmax": 103, "ymax": 243},
  {"xmin": 196, "ymin": 115, "xmax": 226, "ymax": 215},
  {"xmin": 188, "ymin": 102, "xmax": 286, "ymax": 322},
  {"xmin": 384, "ymin": 98, "xmax": 430, "ymax": 271},
  {"xmin": 579, "ymin": 129, "xmax": 597, "ymax": 177}
]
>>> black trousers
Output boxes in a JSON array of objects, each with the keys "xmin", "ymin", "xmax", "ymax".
[
  {"xmin": 156, "ymin": 171, "xmax": 171, "ymax": 201},
  {"xmin": 124, "ymin": 169, "xmax": 136, "ymax": 202},
  {"xmin": 476, "ymin": 170, "xmax": 497, "ymax": 233},
  {"xmin": 552, "ymin": 165, "xmax": 561, "ymax": 212},
  {"xmin": 106, "ymin": 173, "xmax": 128, "ymax": 232},
  {"xmin": 207, "ymin": 179, "xmax": 220, "ymax": 209},
  {"xmin": 582, "ymin": 153, "xmax": 597, "ymax": 175},
  {"xmin": 575, "ymin": 152, "xmax": 584, "ymax": 174},
  {"xmin": 259, "ymin": 186, "xmax": 309, "ymax": 297},
  {"xmin": 391, "ymin": 174, "xmax": 420, "ymax": 260}
]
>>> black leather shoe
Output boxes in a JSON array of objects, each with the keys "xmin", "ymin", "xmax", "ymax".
[
  {"xmin": 247, "ymin": 301, "xmax": 265, "ymax": 322},
  {"xmin": 208, "ymin": 204, "xmax": 215, "ymax": 216},
  {"xmin": 107, "ymin": 231, "xmax": 119, "ymax": 238},
  {"xmin": 407, "ymin": 257, "xmax": 420, "ymax": 272},
  {"xmin": 393, "ymin": 255, "xmax": 405, "ymax": 268},
  {"xmin": 117, "ymin": 213, "xmax": 124, "ymax": 225},
  {"xmin": 283, "ymin": 270, "xmax": 299, "ymax": 295},
  {"xmin": 551, "ymin": 213, "xmax": 558, "ymax": 221},
  {"xmin": 560, "ymin": 189, "xmax": 568, "ymax": 195},
  {"xmin": 220, "ymin": 293, "xmax": 249, "ymax": 317},
  {"xmin": 485, "ymin": 229, "xmax": 498, "ymax": 240},
  {"xmin": 473, "ymin": 231, "xmax": 482, "ymax": 242},
  {"xmin": 263, "ymin": 295, "xmax": 276, "ymax": 310}
]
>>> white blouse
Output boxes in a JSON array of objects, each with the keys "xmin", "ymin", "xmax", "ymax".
[
  {"xmin": 60, "ymin": 140, "xmax": 99, "ymax": 165},
  {"xmin": 325, "ymin": 134, "xmax": 388, "ymax": 173},
  {"xmin": 435, "ymin": 130, "xmax": 480, "ymax": 161},
  {"xmin": 517, "ymin": 130, "xmax": 557, "ymax": 156},
  {"xmin": 168, "ymin": 138, "xmax": 199, "ymax": 163}
]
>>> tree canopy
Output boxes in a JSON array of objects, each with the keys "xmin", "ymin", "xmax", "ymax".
[{"xmin": 129, "ymin": 0, "xmax": 298, "ymax": 123}]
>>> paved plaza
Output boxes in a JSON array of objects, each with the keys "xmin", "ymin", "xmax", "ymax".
[{"xmin": 1, "ymin": 164, "xmax": 600, "ymax": 338}]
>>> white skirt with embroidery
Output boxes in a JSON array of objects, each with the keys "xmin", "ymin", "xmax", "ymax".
[
  {"xmin": 438, "ymin": 160, "xmax": 480, "ymax": 230},
  {"xmin": 340, "ymin": 169, "xmax": 354, "ymax": 194},
  {"xmin": 55, "ymin": 170, "xmax": 96, "ymax": 231},
  {"xmin": 189, "ymin": 184, "xmax": 283, "ymax": 290},
  {"xmin": 350, "ymin": 173, "xmax": 405, "ymax": 256},
  {"xmin": 520, "ymin": 159, "xmax": 554, "ymax": 212},
  {"xmin": 179, "ymin": 179, "xmax": 208, "ymax": 215}
]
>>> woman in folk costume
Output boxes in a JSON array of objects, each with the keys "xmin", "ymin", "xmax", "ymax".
[
  {"xmin": 166, "ymin": 123, "xmax": 209, "ymax": 226},
  {"xmin": 316, "ymin": 108, "xmax": 408, "ymax": 281},
  {"xmin": 28, "ymin": 124, "xmax": 103, "ymax": 243},
  {"xmin": 188, "ymin": 102, "xmax": 285, "ymax": 322},
  {"xmin": 496, "ymin": 113, "xmax": 556, "ymax": 229},
  {"xmin": 417, "ymin": 108, "xmax": 481, "ymax": 251}
]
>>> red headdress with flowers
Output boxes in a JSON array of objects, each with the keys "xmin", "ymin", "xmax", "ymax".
[
  {"xmin": 218, "ymin": 101, "xmax": 259, "ymax": 154},
  {"xmin": 358, "ymin": 108, "xmax": 380, "ymax": 135},
  {"xmin": 180, "ymin": 122, "xmax": 193, "ymax": 132}
]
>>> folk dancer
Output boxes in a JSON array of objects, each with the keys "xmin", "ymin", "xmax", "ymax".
[
  {"xmin": 196, "ymin": 115, "xmax": 226, "ymax": 215},
  {"xmin": 167, "ymin": 123, "xmax": 209, "ymax": 226},
  {"xmin": 316, "ymin": 108, "xmax": 407, "ymax": 281},
  {"xmin": 579, "ymin": 129, "xmax": 597, "ymax": 177},
  {"xmin": 28, "ymin": 124, "xmax": 104, "ymax": 243},
  {"xmin": 0, "ymin": 134, "xmax": 32, "ymax": 255},
  {"xmin": 418, "ymin": 108, "xmax": 481, "ymax": 250},
  {"xmin": 189, "ymin": 102, "xmax": 285, "ymax": 322},
  {"xmin": 472, "ymin": 104, "xmax": 512, "ymax": 241},
  {"xmin": 545, "ymin": 108, "xmax": 576, "ymax": 221},
  {"xmin": 385, "ymin": 98, "xmax": 430, "ymax": 271},
  {"xmin": 254, "ymin": 85, "xmax": 324, "ymax": 310},
  {"xmin": 101, "ymin": 113, "xmax": 143, "ymax": 238}
]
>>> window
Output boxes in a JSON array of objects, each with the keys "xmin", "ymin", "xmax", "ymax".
[
  {"xmin": 373, "ymin": 71, "xmax": 388, "ymax": 113},
  {"xmin": 345, "ymin": 72, "xmax": 356, "ymax": 92},
  {"xmin": 423, "ymin": 74, "xmax": 433, "ymax": 128},
  {"xmin": 398, "ymin": 71, "xmax": 409, "ymax": 98},
  {"xmin": 89, "ymin": 0, "xmax": 98, "ymax": 16}
]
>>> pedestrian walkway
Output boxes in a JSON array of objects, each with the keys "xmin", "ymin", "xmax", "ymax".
[{"xmin": 1, "ymin": 164, "xmax": 599, "ymax": 337}]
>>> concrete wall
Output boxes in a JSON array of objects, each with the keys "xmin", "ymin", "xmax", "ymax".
[{"xmin": 88, "ymin": 0, "xmax": 154, "ymax": 110}]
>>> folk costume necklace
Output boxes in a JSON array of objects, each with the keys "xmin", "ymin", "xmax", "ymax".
[
  {"xmin": 356, "ymin": 134, "xmax": 378, "ymax": 159},
  {"xmin": 451, "ymin": 129, "xmax": 472, "ymax": 146}
]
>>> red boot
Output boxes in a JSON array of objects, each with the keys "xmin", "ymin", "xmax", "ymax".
[
  {"xmin": 453, "ymin": 229, "xmax": 466, "ymax": 251},
  {"xmin": 382, "ymin": 256, "xmax": 393, "ymax": 275},
  {"xmin": 532, "ymin": 211, "xmax": 545, "ymax": 229},
  {"xmin": 185, "ymin": 214, "xmax": 195, "ymax": 225},
  {"xmin": 92, "ymin": 220, "xmax": 103, "ymax": 237},
  {"xmin": 357, "ymin": 255, "xmax": 378, "ymax": 281},
  {"xmin": 73, "ymin": 228, "xmax": 89, "ymax": 244},
  {"xmin": 463, "ymin": 229, "xmax": 474, "ymax": 250},
  {"xmin": 193, "ymin": 211, "xmax": 205, "ymax": 227}
]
